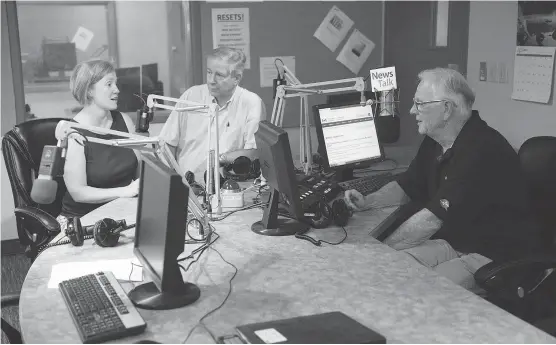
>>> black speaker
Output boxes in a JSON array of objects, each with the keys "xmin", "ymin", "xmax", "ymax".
[{"xmin": 375, "ymin": 115, "xmax": 400, "ymax": 144}]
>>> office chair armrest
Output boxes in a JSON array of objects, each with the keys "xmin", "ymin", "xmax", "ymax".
[
  {"xmin": 1, "ymin": 294, "xmax": 20, "ymax": 308},
  {"xmin": 14, "ymin": 206, "xmax": 61, "ymax": 235},
  {"xmin": 475, "ymin": 254, "xmax": 556, "ymax": 298}
]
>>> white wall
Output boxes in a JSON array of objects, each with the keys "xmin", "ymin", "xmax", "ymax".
[
  {"xmin": 467, "ymin": 1, "xmax": 556, "ymax": 149},
  {"xmin": 115, "ymin": 1, "xmax": 170, "ymax": 97}
]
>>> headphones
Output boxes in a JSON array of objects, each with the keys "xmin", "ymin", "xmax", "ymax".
[
  {"xmin": 202, "ymin": 156, "xmax": 261, "ymax": 185},
  {"xmin": 295, "ymin": 199, "xmax": 351, "ymax": 247},
  {"xmin": 222, "ymin": 156, "xmax": 261, "ymax": 182},
  {"xmin": 305, "ymin": 199, "xmax": 351, "ymax": 229},
  {"xmin": 65, "ymin": 217, "xmax": 133, "ymax": 247}
]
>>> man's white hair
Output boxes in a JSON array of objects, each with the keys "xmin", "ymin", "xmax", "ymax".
[
  {"xmin": 418, "ymin": 68, "xmax": 475, "ymax": 114},
  {"xmin": 208, "ymin": 47, "xmax": 247, "ymax": 79}
]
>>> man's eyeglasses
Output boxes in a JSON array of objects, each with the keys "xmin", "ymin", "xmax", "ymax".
[
  {"xmin": 207, "ymin": 70, "xmax": 230, "ymax": 82},
  {"xmin": 412, "ymin": 99, "xmax": 451, "ymax": 111}
]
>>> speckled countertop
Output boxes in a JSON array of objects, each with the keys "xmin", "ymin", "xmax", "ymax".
[{"xmin": 21, "ymin": 195, "xmax": 556, "ymax": 344}]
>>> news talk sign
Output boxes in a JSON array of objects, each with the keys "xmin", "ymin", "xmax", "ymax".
[{"xmin": 369, "ymin": 67, "xmax": 397, "ymax": 92}]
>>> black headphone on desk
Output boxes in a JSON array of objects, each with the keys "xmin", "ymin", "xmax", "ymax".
[
  {"xmin": 65, "ymin": 217, "xmax": 134, "ymax": 247},
  {"xmin": 222, "ymin": 156, "xmax": 261, "ymax": 182},
  {"xmin": 203, "ymin": 156, "xmax": 261, "ymax": 184},
  {"xmin": 305, "ymin": 199, "xmax": 351, "ymax": 229}
]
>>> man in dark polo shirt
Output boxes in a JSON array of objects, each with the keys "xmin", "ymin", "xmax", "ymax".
[{"xmin": 344, "ymin": 68, "xmax": 540, "ymax": 290}]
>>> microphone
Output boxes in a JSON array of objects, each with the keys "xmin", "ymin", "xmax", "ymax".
[
  {"xmin": 30, "ymin": 139, "xmax": 67, "ymax": 204},
  {"xmin": 136, "ymin": 105, "xmax": 154, "ymax": 133},
  {"xmin": 374, "ymin": 89, "xmax": 400, "ymax": 144}
]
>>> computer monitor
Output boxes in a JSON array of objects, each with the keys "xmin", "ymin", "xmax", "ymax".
[
  {"xmin": 42, "ymin": 41, "xmax": 77, "ymax": 72},
  {"xmin": 116, "ymin": 66, "xmax": 142, "ymax": 112},
  {"xmin": 141, "ymin": 63, "xmax": 158, "ymax": 86},
  {"xmin": 313, "ymin": 100, "xmax": 385, "ymax": 181},
  {"xmin": 128, "ymin": 153, "xmax": 200, "ymax": 310},
  {"xmin": 251, "ymin": 121, "xmax": 310, "ymax": 236}
]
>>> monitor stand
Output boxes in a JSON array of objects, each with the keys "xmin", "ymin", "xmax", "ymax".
[
  {"xmin": 128, "ymin": 263, "xmax": 200, "ymax": 310},
  {"xmin": 251, "ymin": 189, "xmax": 309, "ymax": 236}
]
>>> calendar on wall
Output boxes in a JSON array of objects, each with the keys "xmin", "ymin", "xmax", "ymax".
[{"xmin": 511, "ymin": 46, "xmax": 555, "ymax": 104}]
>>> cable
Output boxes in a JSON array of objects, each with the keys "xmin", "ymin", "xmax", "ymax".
[
  {"xmin": 183, "ymin": 247, "xmax": 238, "ymax": 344},
  {"xmin": 35, "ymin": 234, "xmax": 94, "ymax": 257},
  {"xmin": 274, "ymin": 58, "xmax": 285, "ymax": 75},
  {"xmin": 129, "ymin": 262, "xmax": 142, "ymax": 283},
  {"xmin": 181, "ymin": 245, "xmax": 210, "ymax": 273},
  {"xmin": 210, "ymin": 202, "xmax": 266, "ymax": 222},
  {"xmin": 276, "ymin": 211, "xmax": 349, "ymax": 246},
  {"xmin": 133, "ymin": 93, "xmax": 147, "ymax": 107},
  {"xmin": 216, "ymin": 334, "xmax": 242, "ymax": 344},
  {"xmin": 318, "ymin": 225, "xmax": 348, "ymax": 245},
  {"xmin": 178, "ymin": 230, "xmax": 220, "ymax": 263}
]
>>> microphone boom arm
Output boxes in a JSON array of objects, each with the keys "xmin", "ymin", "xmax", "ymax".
[
  {"xmin": 270, "ymin": 67, "xmax": 366, "ymax": 175},
  {"xmin": 146, "ymin": 94, "xmax": 222, "ymax": 216},
  {"xmin": 55, "ymin": 120, "xmax": 210, "ymax": 232}
]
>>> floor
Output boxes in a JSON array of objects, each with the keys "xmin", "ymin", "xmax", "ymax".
[{"xmin": 1, "ymin": 250, "xmax": 32, "ymax": 344}]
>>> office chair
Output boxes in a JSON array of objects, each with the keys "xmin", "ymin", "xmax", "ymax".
[
  {"xmin": 1, "ymin": 293, "xmax": 22, "ymax": 344},
  {"xmin": 2, "ymin": 117, "xmax": 68, "ymax": 260},
  {"xmin": 475, "ymin": 136, "xmax": 556, "ymax": 334}
]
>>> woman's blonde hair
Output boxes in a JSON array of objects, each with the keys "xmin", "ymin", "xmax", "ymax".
[{"xmin": 70, "ymin": 59, "xmax": 115, "ymax": 105}]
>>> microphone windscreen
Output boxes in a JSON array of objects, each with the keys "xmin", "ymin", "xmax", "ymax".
[{"xmin": 30, "ymin": 179, "xmax": 58, "ymax": 204}]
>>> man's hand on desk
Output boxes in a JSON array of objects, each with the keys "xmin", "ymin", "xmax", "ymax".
[
  {"xmin": 344, "ymin": 189, "xmax": 371, "ymax": 212},
  {"xmin": 344, "ymin": 181, "xmax": 411, "ymax": 212}
]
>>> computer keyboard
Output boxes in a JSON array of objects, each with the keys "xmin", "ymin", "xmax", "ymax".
[
  {"xmin": 59, "ymin": 271, "xmax": 147, "ymax": 343},
  {"xmin": 339, "ymin": 172, "xmax": 398, "ymax": 196}
]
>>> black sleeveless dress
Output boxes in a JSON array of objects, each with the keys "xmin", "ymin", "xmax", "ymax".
[{"xmin": 61, "ymin": 111, "xmax": 138, "ymax": 217}]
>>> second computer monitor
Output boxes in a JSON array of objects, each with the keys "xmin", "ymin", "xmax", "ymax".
[
  {"xmin": 252, "ymin": 120, "xmax": 309, "ymax": 236},
  {"xmin": 129, "ymin": 153, "xmax": 200, "ymax": 310},
  {"xmin": 313, "ymin": 101, "xmax": 385, "ymax": 179}
]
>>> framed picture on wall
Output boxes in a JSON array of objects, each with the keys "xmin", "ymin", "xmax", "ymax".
[{"xmin": 517, "ymin": 1, "xmax": 556, "ymax": 47}]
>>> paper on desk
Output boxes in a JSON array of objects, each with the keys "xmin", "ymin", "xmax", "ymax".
[{"xmin": 47, "ymin": 258, "xmax": 143, "ymax": 289}]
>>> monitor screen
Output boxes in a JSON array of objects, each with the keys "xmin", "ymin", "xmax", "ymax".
[
  {"xmin": 141, "ymin": 63, "xmax": 158, "ymax": 85},
  {"xmin": 313, "ymin": 102, "xmax": 384, "ymax": 171},
  {"xmin": 129, "ymin": 153, "xmax": 200, "ymax": 310},
  {"xmin": 252, "ymin": 120, "xmax": 309, "ymax": 236}
]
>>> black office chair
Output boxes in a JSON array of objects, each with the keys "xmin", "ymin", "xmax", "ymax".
[
  {"xmin": 475, "ymin": 136, "xmax": 556, "ymax": 334},
  {"xmin": 1, "ymin": 294, "xmax": 22, "ymax": 344},
  {"xmin": 2, "ymin": 117, "xmax": 68, "ymax": 260}
]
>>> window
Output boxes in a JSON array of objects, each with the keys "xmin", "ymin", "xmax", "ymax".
[
  {"xmin": 17, "ymin": 1, "xmax": 115, "ymax": 121},
  {"xmin": 10, "ymin": 1, "xmax": 192, "ymax": 123}
]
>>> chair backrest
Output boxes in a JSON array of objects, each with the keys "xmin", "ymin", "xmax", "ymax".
[
  {"xmin": 2, "ymin": 118, "xmax": 68, "ymax": 217},
  {"xmin": 518, "ymin": 136, "xmax": 556, "ymax": 250}
]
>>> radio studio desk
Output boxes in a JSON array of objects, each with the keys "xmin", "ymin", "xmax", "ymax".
[{"xmin": 18, "ymin": 181, "xmax": 556, "ymax": 344}]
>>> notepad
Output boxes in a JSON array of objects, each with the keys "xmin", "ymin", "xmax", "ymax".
[
  {"xmin": 236, "ymin": 311, "xmax": 386, "ymax": 344},
  {"xmin": 47, "ymin": 258, "xmax": 143, "ymax": 288}
]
